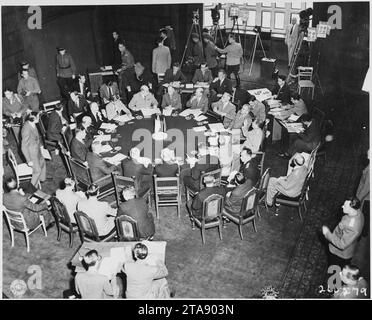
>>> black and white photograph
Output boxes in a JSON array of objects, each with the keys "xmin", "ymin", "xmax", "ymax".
[{"xmin": 1, "ymin": 0, "xmax": 370, "ymax": 303}]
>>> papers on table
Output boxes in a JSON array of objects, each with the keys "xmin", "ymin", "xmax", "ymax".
[
  {"xmin": 69, "ymin": 123, "xmax": 77, "ymax": 130},
  {"xmin": 141, "ymin": 108, "xmax": 160, "ymax": 117},
  {"xmin": 284, "ymin": 122, "xmax": 304, "ymax": 133},
  {"xmin": 194, "ymin": 82, "xmax": 210, "ymax": 88},
  {"xmin": 93, "ymin": 134, "xmax": 111, "ymax": 142},
  {"xmin": 103, "ymin": 153, "xmax": 127, "ymax": 165},
  {"xmin": 287, "ymin": 114, "xmax": 301, "ymax": 122},
  {"xmin": 179, "ymin": 109, "xmax": 203, "ymax": 118},
  {"xmin": 208, "ymin": 122, "xmax": 226, "ymax": 133},
  {"xmin": 113, "ymin": 114, "xmax": 134, "ymax": 123},
  {"xmin": 267, "ymin": 99, "xmax": 281, "ymax": 107},
  {"xmin": 194, "ymin": 114, "xmax": 208, "ymax": 122},
  {"xmin": 248, "ymin": 88, "xmax": 272, "ymax": 102},
  {"xmin": 193, "ymin": 126, "xmax": 207, "ymax": 132},
  {"xmin": 270, "ymin": 107, "xmax": 284, "ymax": 113},
  {"xmin": 162, "ymin": 107, "xmax": 174, "ymax": 116},
  {"xmin": 100, "ymin": 123, "xmax": 117, "ymax": 131},
  {"xmin": 100, "ymin": 144, "xmax": 113, "ymax": 153},
  {"xmin": 98, "ymin": 257, "xmax": 122, "ymax": 280}
]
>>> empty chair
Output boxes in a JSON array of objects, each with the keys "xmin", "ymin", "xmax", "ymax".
[
  {"xmin": 153, "ymin": 174, "xmax": 181, "ymax": 219},
  {"xmin": 297, "ymin": 66, "xmax": 315, "ymax": 99},
  {"xmin": 222, "ymin": 187, "xmax": 258, "ymax": 240},
  {"xmin": 7, "ymin": 148, "xmax": 34, "ymax": 188},
  {"xmin": 115, "ymin": 215, "xmax": 140, "ymax": 241},
  {"xmin": 68, "ymin": 157, "xmax": 92, "ymax": 191},
  {"xmin": 3, "ymin": 205, "xmax": 47, "ymax": 252},
  {"xmin": 49, "ymin": 196, "xmax": 78, "ymax": 247}
]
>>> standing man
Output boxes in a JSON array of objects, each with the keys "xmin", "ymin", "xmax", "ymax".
[
  {"xmin": 73, "ymin": 75, "xmax": 92, "ymax": 102},
  {"xmin": 56, "ymin": 46, "xmax": 76, "ymax": 100},
  {"xmin": 17, "ymin": 70, "xmax": 41, "ymax": 112},
  {"xmin": 203, "ymin": 33, "xmax": 219, "ymax": 78},
  {"xmin": 112, "ymin": 30, "xmax": 123, "ymax": 67},
  {"xmin": 322, "ymin": 197, "xmax": 365, "ymax": 268},
  {"xmin": 285, "ymin": 17, "xmax": 299, "ymax": 68},
  {"xmin": 21, "ymin": 112, "xmax": 47, "ymax": 187},
  {"xmin": 152, "ymin": 38, "xmax": 172, "ymax": 82},
  {"xmin": 215, "ymin": 34, "xmax": 243, "ymax": 88},
  {"xmin": 117, "ymin": 41, "xmax": 135, "ymax": 96},
  {"xmin": 18, "ymin": 61, "xmax": 38, "ymax": 81}
]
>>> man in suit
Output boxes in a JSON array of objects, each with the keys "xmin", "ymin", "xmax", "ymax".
[
  {"xmin": 247, "ymin": 95, "xmax": 266, "ymax": 125},
  {"xmin": 265, "ymin": 153, "xmax": 308, "ymax": 206},
  {"xmin": 184, "ymin": 144, "xmax": 220, "ymax": 192},
  {"xmin": 152, "ymin": 38, "xmax": 171, "ymax": 81},
  {"xmin": 46, "ymin": 103, "xmax": 68, "ymax": 143},
  {"xmin": 128, "ymin": 85, "xmax": 158, "ymax": 111},
  {"xmin": 116, "ymin": 41, "xmax": 135, "ymax": 96},
  {"xmin": 21, "ymin": 112, "xmax": 46, "ymax": 187},
  {"xmin": 85, "ymin": 102, "xmax": 105, "ymax": 131},
  {"xmin": 17, "ymin": 69, "xmax": 41, "ymax": 112},
  {"xmin": 224, "ymin": 172, "xmax": 253, "ymax": 213},
  {"xmin": 192, "ymin": 62, "xmax": 213, "ymax": 84},
  {"xmin": 211, "ymin": 92, "xmax": 236, "ymax": 128},
  {"xmin": 285, "ymin": 17, "xmax": 299, "ymax": 68},
  {"xmin": 188, "ymin": 175, "xmax": 226, "ymax": 219},
  {"xmin": 86, "ymin": 141, "xmax": 119, "ymax": 182},
  {"xmin": 73, "ymin": 75, "xmax": 92, "ymax": 102},
  {"xmin": 186, "ymin": 87, "xmax": 209, "ymax": 113},
  {"xmin": 161, "ymin": 85, "xmax": 182, "ymax": 110},
  {"xmin": 210, "ymin": 69, "xmax": 233, "ymax": 103},
  {"xmin": 100, "ymin": 79, "xmax": 121, "ymax": 104},
  {"xmin": 55, "ymin": 47, "xmax": 76, "ymax": 100},
  {"xmin": 3, "ymin": 177, "xmax": 52, "ymax": 228},
  {"xmin": 117, "ymin": 186, "xmax": 155, "ymax": 239},
  {"xmin": 271, "ymin": 75, "xmax": 291, "ymax": 105},
  {"xmin": 68, "ymin": 91, "xmax": 89, "ymax": 123},
  {"xmin": 77, "ymin": 184, "xmax": 117, "ymax": 237},
  {"xmin": 154, "ymin": 148, "xmax": 179, "ymax": 177},
  {"xmin": 163, "ymin": 62, "xmax": 187, "ymax": 84},
  {"xmin": 287, "ymin": 114, "xmax": 321, "ymax": 156},
  {"xmin": 112, "ymin": 31, "xmax": 123, "ymax": 67},
  {"xmin": 238, "ymin": 147, "xmax": 260, "ymax": 188},
  {"xmin": 121, "ymin": 147, "xmax": 153, "ymax": 196},
  {"xmin": 81, "ymin": 116, "xmax": 95, "ymax": 147},
  {"xmin": 70, "ymin": 125, "xmax": 89, "ymax": 162},
  {"xmin": 322, "ymin": 197, "xmax": 365, "ymax": 268}
]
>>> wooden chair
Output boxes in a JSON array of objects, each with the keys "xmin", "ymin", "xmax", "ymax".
[
  {"xmin": 153, "ymin": 174, "xmax": 181, "ymax": 219},
  {"xmin": 115, "ymin": 215, "xmax": 140, "ymax": 241},
  {"xmin": 58, "ymin": 141, "xmax": 73, "ymax": 177},
  {"xmin": 185, "ymin": 168, "xmax": 222, "ymax": 202},
  {"xmin": 42, "ymin": 100, "xmax": 61, "ymax": 114},
  {"xmin": 68, "ymin": 157, "xmax": 92, "ymax": 191},
  {"xmin": 273, "ymin": 174, "xmax": 312, "ymax": 221},
  {"xmin": 7, "ymin": 148, "xmax": 34, "ymax": 189},
  {"xmin": 222, "ymin": 187, "xmax": 258, "ymax": 240},
  {"xmin": 253, "ymin": 151, "xmax": 266, "ymax": 177},
  {"xmin": 298, "ymin": 66, "xmax": 315, "ymax": 99},
  {"xmin": 256, "ymin": 168, "xmax": 270, "ymax": 218},
  {"xmin": 188, "ymin": 194, "xmax": 224, "ymax": 245},
  {"xmin": 74, "ymin": 211, "xmax": 116, "ymax": 242},
  {"xmin": 49, "ymin": 196, "xmax": 78, "ymax": 248},
  {"xmin": 3, "ymin": 205, "xmax": 47, "ymax": 252},
  {"xmin": 95, "ymin": 174, "xmax": 116, "ymax": 201},
  {"xmin": 37, "ymin": 112, "xmax": 59, "ymax": 150}
]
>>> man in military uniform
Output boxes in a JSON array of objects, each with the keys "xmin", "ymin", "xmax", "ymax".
[
  {"xmin": 55, "ymin": 46, "xmax": 76, "ymax": 100},
  {"xmin": 116, "ymin": 41, "xmax": 135, "ymax": 97},
  {"xmin": 322, "ymin": 197, "xmax": 365, "ymax": 268}
]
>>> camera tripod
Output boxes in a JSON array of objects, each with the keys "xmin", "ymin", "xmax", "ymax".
[
  {"xmin": 247, "ymin": 30, "xmax": 267, "ymax": 76},
  {"xmin": 180, "ymin": 13, "xmax": 204, "ymax": 68},
  {"xmin": 210, "ymin": 23, "xmax": 224, "ymax": 48}
]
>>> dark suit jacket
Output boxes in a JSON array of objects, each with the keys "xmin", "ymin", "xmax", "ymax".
[
  {"xmin": 299, "ymin": 119, "xmax": 321, "ymax": 145},
  {"xmin": 85, "ymin": 110, "xmax": 104, "ymax": 131},
  {"xmin": 46, "ymin": 111, "xmax": 63, "ymax": 142},
  {"xmin": 122, "ymin": 158, "xmax": 153, "ymax": 194},
  {"xmin": 233, "ymin": 88, "xmax": 252, "ymax": 108},
  {"xmin": 70, "ymin": 138, "xmax": 89, "ymax": 162},
  {"xmin": 99, "ymin": 82, "xmax": 120, "ymax": 102},
  {"xmin": 68, "ymin": 96, "xmax": 89, "ymax": 116},
  {"xmin": 86, "ymin": 152, "xmax": 116, "ymax": 182},
  {"xmin": 118, "ymin": 198, "xmax": 155, "ymax": 238},
  {"xmin": 73, "ymin": 80, "xmax": 91, "ymax": 100},
  {"xmin": 122, "ymin": 67, "xmax": 156, "ymax": 94},
  {"xmin": 240, "ymin": 157, "xmax": 260, "ymax": 187},
  {"xmin": 272, "ymin": 83, "xmax": 291, "ymax": 105},
  {"xmin": 210, "ymin": 78, "xmax": 233, "ymax": 96},
  {"xmin": 186, "ymin": 94, "xmax": 209, "ymax": 113},
  {"xmin": 155, "ymin": 163, "xmax": 179, "ymax": 177},
  {"xmin": 163, "ymin": 68, "xmax": 187, "ymax": 84},
  {"xmin": 192, "ymin": 69, "xmax": 213, "ymax": 84},
  {"xmin": 191, "ymin": 186, "xmax": 226, "ymax": 219},
  {"xmin": 224, "ymin": 182, "xmax": 253, "ymax": 213}
]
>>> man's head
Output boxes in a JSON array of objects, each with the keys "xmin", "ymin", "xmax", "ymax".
[
  {"xmin": 57, "ymin": 47, "xmax": 66, "ymax": 55},
  {"xmin": 84, "ymin": 249, "xmax": 100, "ymax": 268},
  {"xmin": 78, "ymin": 75, "xmax": 86, "ymax": 84},
  {"xmin": 300, "ymin": 114, "xmax": 313, "ymax": 127},
  {"xmin": 90, "ymin": 102, "xmax": 99, "ymax": 114},
  {"xmin": 339, "ymin": 265, "xmax": 361, "ymax": 286},
  {"xmin": 75, "ymin": 125, "xmax": 87, "ymax": 141},
  {"xmin": 3, "ymin": 87, "xmax": 13, "ymax": 100},
  {"xmin": 291, "ymin": 17, "xmax": 297, "ymax": 25},
  {"xmin": 221, "ymin": 92, "xmax": 231, "ymax": 103},
  {"xmin": 172, "ymin": 62, "xmax": 180, "ymax": 73},
  {"xmin": 160, "ymin": 148, "xmax": 174, "ymax": 163},
  {"xmin": 118, "ymin": 42, "xmax": 126, "ymax": 52},
  {"xmin": 277, "ymin": 75, "xmax": 286, "ymax": 86},
  {"xmin": 228, "ymin": 34, "xmax": 236, "ymax": 44},
  {"xmin": 21, "ymin": 70, "xmax": 29, "ymax": 79},
  {"xmin": 63, "ymin": 177, "xmax": 75, "ymax": 189},
  {"xmin": 156, "ymin": 37, "xmax": 164, "ymax": 46},
  {"xmin": 195, "ymin": 87, "xmax": 204, "ymax": 98},
  {"xmin": 25, "ymin": 111, "xmax": 39, "ymax": 124},
  {"xmin": 342, "ymin": 197, "xmax": 361, "ymax": 216},
  {"xmin": 20, "ymin": 61, "xmax": 30, "ymax": 69},
  {"xmin": 218, "ymin": 69, "xmax": 226, "ymax": 81},
  {"xmin": 55, "ymin": 103, "xmax": 64, "ymax": 113},
  {"xmin": 87, "ymin": 183, "xmax": 99, "ymax": 198},
  {"xmin": 241, "ymin": 104, "xmax": 250, "ymax": 115},
  {"xmin": 82, "ymin": 116, "xmax": 92, "ymax": 128},
  {"xmin": 291, "ymin": 93, "xmax": 301, "ymax": 104},
  {"xmin": 133, "ymin": 243, "xmax": 148, "ymax": 260},
  {"xmin": 240, "ymin": 147, "xmax": 253, "ymax": 164},
  {"xmin": 5, "ymin": 177, "xmax": 17, "ymax": 192},
  {"xmin": 200, "ymin": 62, "xmax": 208, "ymax": 72},
  {"xmin": 122, "ymin": 185, "xmax": 136, "ymax": 201},
  {"xmin": 160, "ymin": 29, "xmax": 167, "ymax": 38},
  {"xmin": 202, "ymin": 33, "xmax": 213, "ymax": 43},
  {"xmin": 140, "ymin": 85, "xmax": 150, "ymax": 96},
  {"xmin": 130, "ymin": 147, "xmax": 140, "ymax": 159},
  {"xmin": 293, "ymin": 153, "xmax": 305, "ymax": 167},
  {"xmin": 112, "ymin": 31, "xmax": 119, "ymax": 40},
  {"xmin": 203, "ymin": 174, "xmax": 215, "ymax": 187}
]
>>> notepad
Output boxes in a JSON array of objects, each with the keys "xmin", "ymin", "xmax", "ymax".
[
  {"xmin": 103, "ymin": 153, "xmax": 127, "ymax": 165},
  {"xmin": 194, "ymin": 115, "xmax": 208, "ymax": 122},
  {"xmin": 270, "ymin": 107, "xmax": 284, "ymax": 113},
  {"xmin": 141, "ymin": 108, "xmax": 160, "ymax": 117},
  {"xmin": 193, "ymin": 126, "xmax": 207, "ymax": 132},
  {"xmin": 287, "ymin": 114, "xmax": 301, "ymax": 122},
  {"xmin": 100, "ymin": 123, "xmax": 117, "ymax": 131},
  {"xmin": 162, "ymin": 108, "xmax": 174, "ymax": 116},
  {"xmin": 93, "ymin": 134, "xmax": 111, "ymax": 142}
]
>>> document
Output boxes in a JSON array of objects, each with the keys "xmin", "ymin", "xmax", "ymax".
[
  {"xmin": 100, "ymin": 144, "xmax": 113, "ymax": 153},
  {"xmin": 248, "ymin": 88, "xmax": 272, "ymax": 102},
  {"xmin": 141, "ymin": 108, "xmax": 160, "ymax": 117},
  {"xmin": 100, "ymin": 123, "xmax": 117, "ymax": 131},
  {"xmin": 208, "ymin": 122, "xmax": 226, "ymax": 133},
  {"xmin": 113, "ymin": 114, "xmax": 133, "ymax": 123},
  {"xmin": 41, "ymin": 147, "xmax": 51, "ymax": 160},
  {"xmin": 93, "ymin": 134, "xmax": 111, "ymax": 142},
  {"xmin": 162, "ymin": 107, "xmax": 174, "ymax": 116},
  {"xmin": 103, "ymin": 153, "xmax": 127, "ymax": 165},
  {"xmin": 179, "ymin": 109, "xmax": 202, "ymax": 118},
  {"xmin": 287, "ymin": 114, "xmax": 301, "ymax": 122},
  {"xmin": 193, "ymin": 126, "xmax": 207, "ymax": 132},
  {"xmin": 194, "ymin": 115, "xmax": 208, "ymax": 122}
]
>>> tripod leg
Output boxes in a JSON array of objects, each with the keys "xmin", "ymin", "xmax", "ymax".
[
  {"xmin": 180, "ymin": 24, "xmax": 194, "ymax": 67},
  {"xmin": 249, "ymin": 35, "xmax": 258, "ymax": 76},
  {"xmin": 258, "ymin": 34, "xmax": 267, "ymax": 58}
]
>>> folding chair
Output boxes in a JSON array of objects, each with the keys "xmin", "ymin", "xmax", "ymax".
[{"xmin": 298, "ymin": 66, "xmax": 315, "ymax": 99}]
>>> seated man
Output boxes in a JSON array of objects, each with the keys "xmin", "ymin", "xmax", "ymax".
[
  {"xmin": 128, "ymin": 85, "xmax": 158, "ymax": 111},
  {"xmin": 85, "ymin": 102, "xmax": 106, "ymax": 131},
  {"xmin": 163, "ymin": 62, "xmax": 187, "ymax": 84},
  {"xmin": 211, "ymin": 92, "xmax": 236, "ymax": 128},
  {"xmin": 80, "ymin": 115, "xmax": 95, "ymax": 146},
  {"xmin": 224, "ymin": 172, "xmax": 253, "ymax": 213},
  {"xmin": 192, "ymin": 62, "xmax": 213, "ymax": 84},
  {"xmin": 2, "ymin": 87, "xmax": 29, "ymax": 120},
  {"xmin": 121, "ymin": 147, "xmax": 153, "ymax": 196},
  {"xmin": 184, "ymin": 143, "xmax": 220, "ymax": 192},
  {"xmin": 209, "ymin": 69, "xmax": 233, "ymax": 103},
  {"xmin": 271, "ymin": 75, "xmax": 291, "ymax": 105},
  {"xmin": 242, "ymin": 119, "xmax": 264, "ymax": 153},
  {"xmin": 332, "ymin": 265, "xmax": 369, "ymax": 299},
  {"xmin": 86, "ymin": 141, "xmax": 119, "ymax": 182},
  {"xmin": 279, "ymin": 93, "xmax": 308, "ymax": 119},
  {"xmin": 161, "ymin": 85, "xmax": 182, "ymax": 111},
  {"xmin": 70, "ymin": 125, "xmax": 89, "ymax": 162},
  {"xmin": 185, "ymin": 87, "xmax": 209, "ymax": 113},
  {"xmin": 232, "ymin": 87, "xmax": 252, "ymax": 109},
  {"xmin": 265, "ymin": 153, "xmax": 308, "ymax": 207},
  {"xmin": 75, "ymin": 249, "xmax": 120, "ymax": 299},
  {"xmin": 187, "ymin": 175, "xmax": 226, "ymax": 219},
  {"xmin": 154, "ymin": 148, "xmax": 179, "ymax": 177},
  {"xmin": 73, "ymin": 74, "xmax": 92, "ymax": 102},
  {"xmin": 55, "ymin": 177, "xmax": 86, "ymax": 223},
  {"xmin": 229, "ymin": 104, "xmax": 251, "ymax": 130},
  {"xmin": 3, "ymin": 177, "xmax": 52, "ymax": 227},
  {"xmin": 46, "ymin": 103, "xmax": 68, "ymax": 143},
  {"xmin": 247, "ymin": 95, "xmax": 266, "ymax": 126},
  {"xmin": 230, "ymin": 147, "xmax": 260, "ymax": 188},
  {"xmin": 68, "ymin": 91, "xmax": 89, "ymax": 123},
  {"xmin": 117, "ymin": 186, "xmax": 155, "ymax": 239},
  {"xmin": 122, "ymin": 243, "xmax": 171, "ymax": 299},
  {"xmin": 77, "ymin": 184, "xmax": 117, "ymax": 237}
]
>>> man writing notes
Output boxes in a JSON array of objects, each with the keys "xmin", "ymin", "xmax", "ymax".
[{"xmin": 285, "ymin": 17, "xmax": 299, "ymax": 68}]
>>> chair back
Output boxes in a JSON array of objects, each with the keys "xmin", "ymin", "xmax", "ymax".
[
  {"xmin": 42, "ymin": 100, "xmax": 61, "ymax": 114},
  {"xmin": 7, "ymin": 148, "xmax": 20, "ymax": 187},
  {"xmin": 38, "ymin": 112, "xmax": 49, "ymax": 136},
  {"xmin": 253, "ymin": 151, "xmax": 265, "ymax": 177},
  {"xmin": 202, "ymin": 194, "xmax": 224, "ymax": 221},
  {"xmin": 69, "ymin": 157, "xmax": 93, "ymax": 190},
  {"xmin": 49, "ymin": 196, "xmax": 73, "ymax": 227},
  {"xmin": 239, "ymin": 187, "xmax": 258, "ymax": 218},
  {"xmin": 61, "ymin": 129, "xmax": 72, "ymax": 153},
  {"xmin": 258, "ymin": 167, "xmax": 270, "ymax": 191},
  {"xmin": 153, "ymin": 174, "xmax": 180, "ymax": 206},
  {"xmin": 74, "ymin": 210, "xmax": 100, "ymax": 241},
  {"xmin": 112, "ymin": 173, "xmax": 137, "ymax": 208},
  {"xmin": 3, "ymin": 205, "xmax": 28, "ymax": 231},
  {"xmin": 298, "ymin": 66, "xmax": 314, "ymax": 82},
  {"xmin": 199, "ymin": 168, "xmax": 222, "ymax": 190},
  {"xmin": 115, "ymin": 215, "xmax": 140, "ymax": 241},
  {"xmin": 58, "ymin": 141, "xmax": 73, "ymax": 177},
  {"xmin": 95, "ymin": 174, "xmax": 115, "ymax": 200}
]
